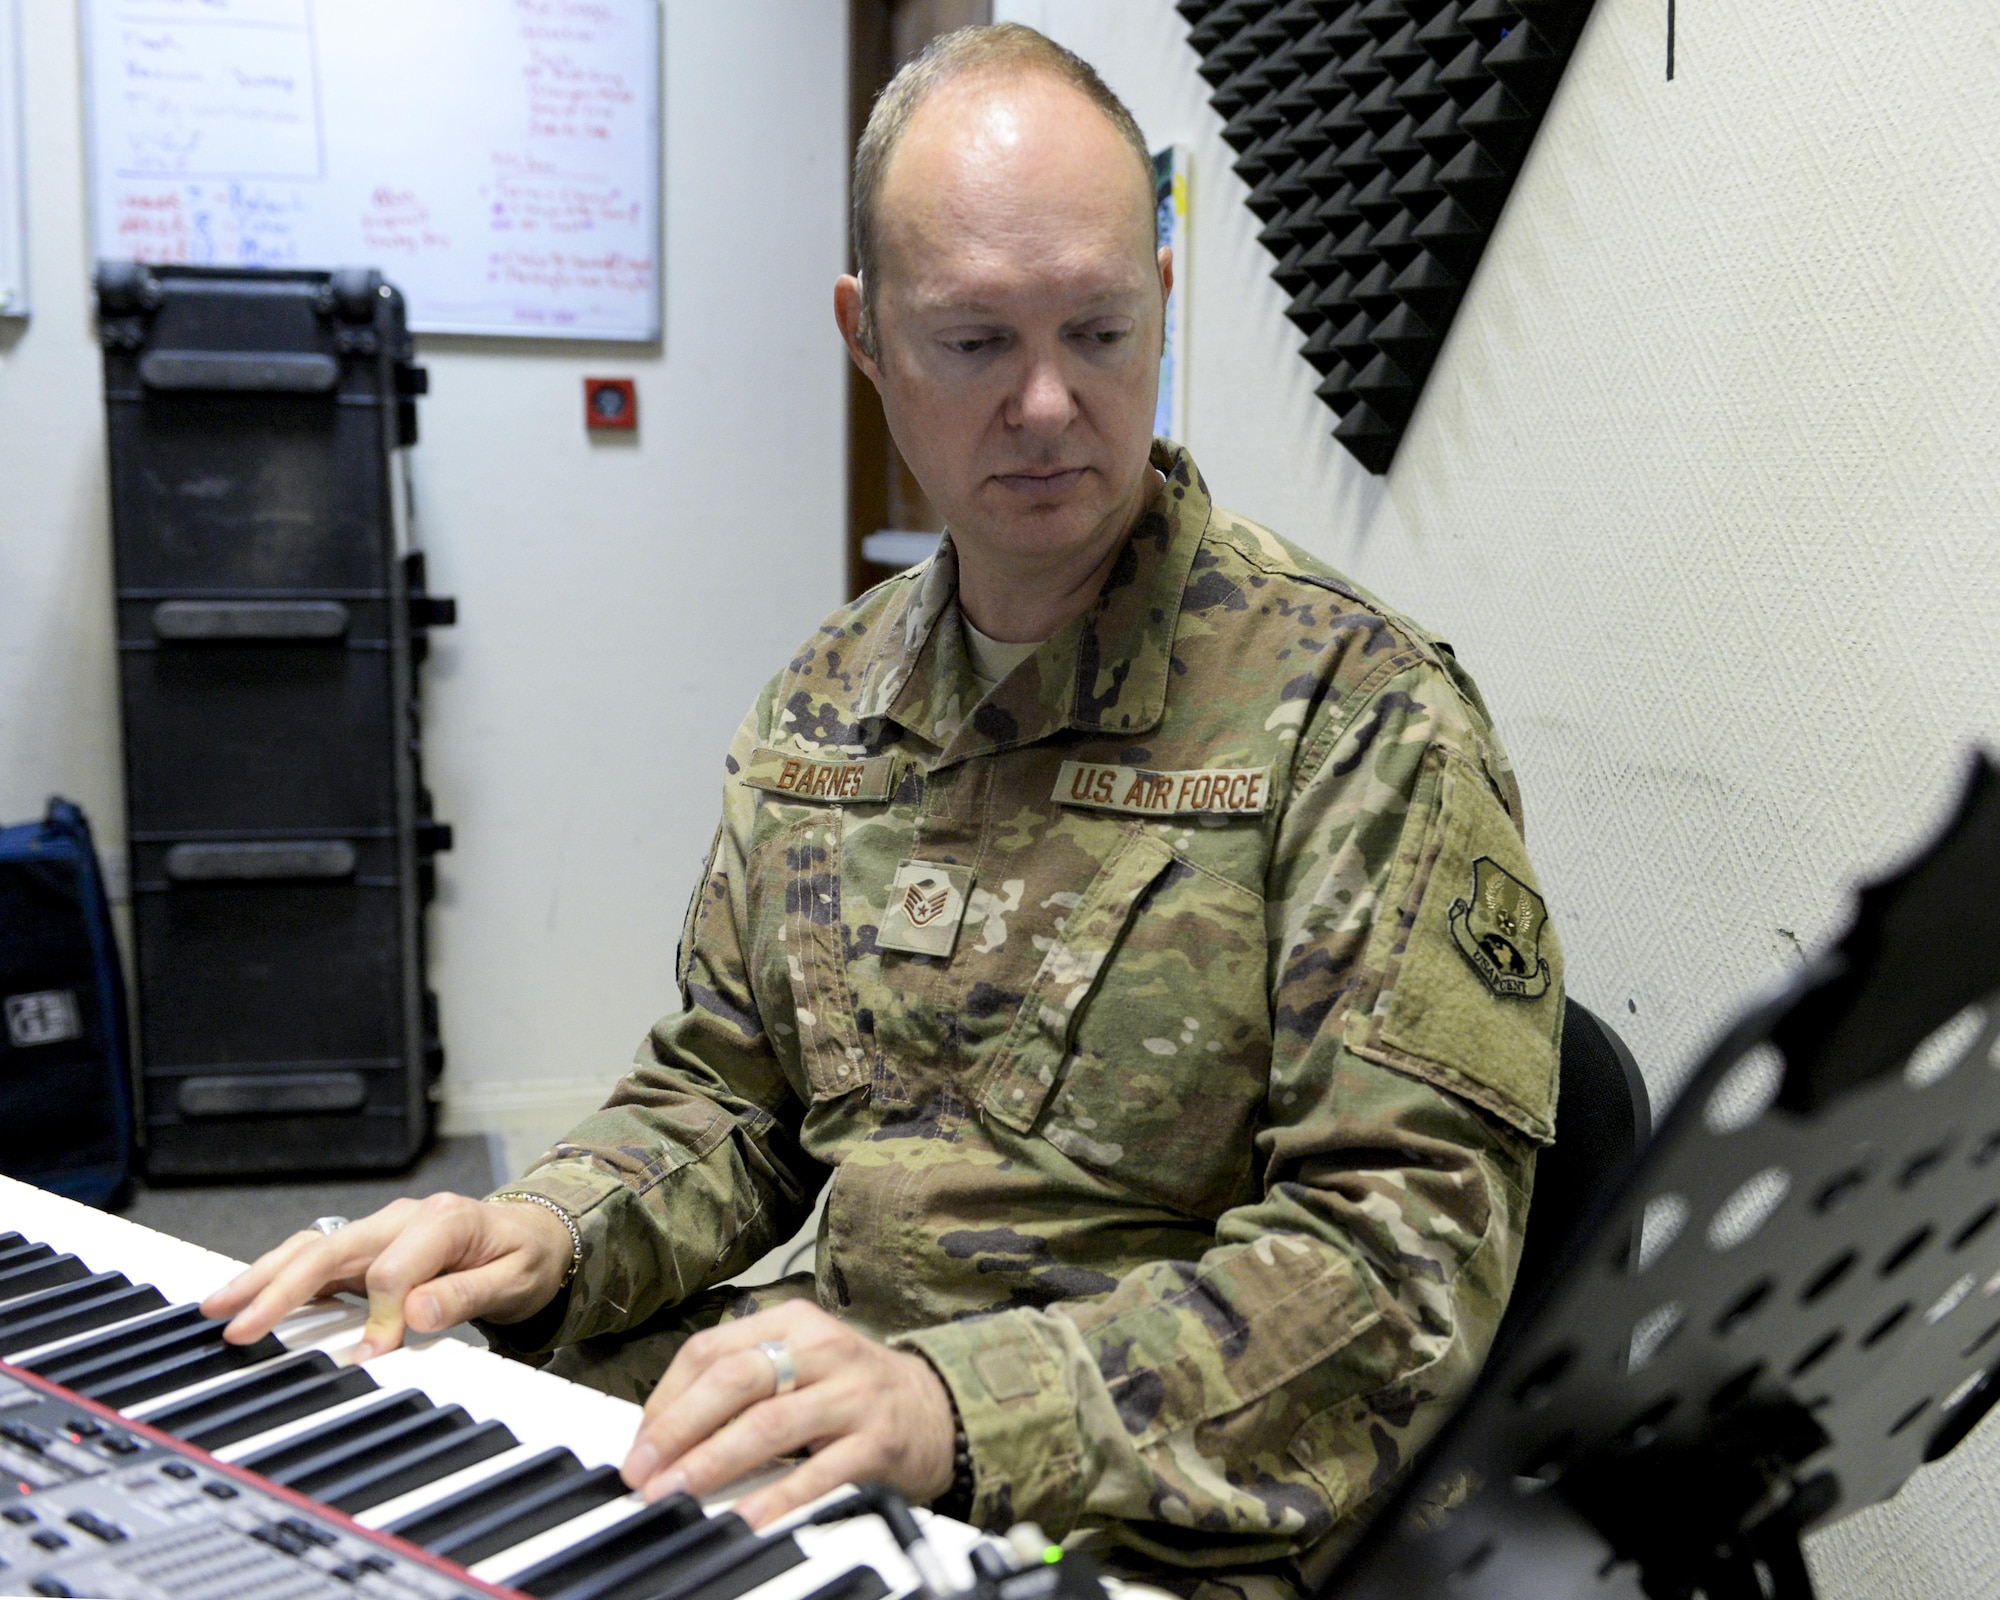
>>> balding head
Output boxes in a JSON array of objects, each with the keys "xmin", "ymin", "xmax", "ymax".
[
  {"xmin": 833, "ymin": 27, "xmax": 1172, "ymax": 642},
  {"xmin": 852, "ymin": 24, "xmax": 1155, "ymax": 354}
]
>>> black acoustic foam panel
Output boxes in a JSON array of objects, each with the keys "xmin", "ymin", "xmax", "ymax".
[{"xmin": 1177, "ymin": 0, "xmax": 1597, "ymax": 473}]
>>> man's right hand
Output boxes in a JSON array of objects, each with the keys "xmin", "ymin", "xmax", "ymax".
[{"xmin": 200, "ymin": 1193, "xmax": 576, "ymax": 1361}]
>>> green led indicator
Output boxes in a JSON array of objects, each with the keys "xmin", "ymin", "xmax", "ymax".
[{"xmin": 1042, "ymin": 1548, "xmax": 1063, "ymax": 1565}]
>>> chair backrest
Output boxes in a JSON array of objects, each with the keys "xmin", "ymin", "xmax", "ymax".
[{"xmin": 1498, "ymin": 998, "xmax": 1652, "ymax": 1345}]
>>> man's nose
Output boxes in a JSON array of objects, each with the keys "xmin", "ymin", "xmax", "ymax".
[{"xmin": 1010, "ymin": 353, "xmax": 1077, "ymax": 437}]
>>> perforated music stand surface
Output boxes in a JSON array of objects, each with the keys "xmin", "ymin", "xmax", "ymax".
[{"xmin": 1325, "ymin": 754, "xmax": 2000, "ymax": 1600}]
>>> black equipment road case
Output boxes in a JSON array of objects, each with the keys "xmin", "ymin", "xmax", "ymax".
[{"xmin": 96, "ymin": 263, "xmax": 454, "ymax": 1177}]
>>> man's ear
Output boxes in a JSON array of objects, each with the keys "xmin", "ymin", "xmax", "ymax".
[
  {"xmin": 834, "ymin": 275, "xmax": 882, "ymax": 384},
  {"xmin": 1158, "ymin": 245, "xmax": 1174, "ymax": 303}
]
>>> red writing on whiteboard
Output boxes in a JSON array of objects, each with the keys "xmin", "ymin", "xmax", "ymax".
[
  {"xmin": 112, "ymin": 190, "xmax": 191, "ymax": 263},
  {"xmin": 362, "ymin": 184, "xmax": 450, "ymax": 255}
]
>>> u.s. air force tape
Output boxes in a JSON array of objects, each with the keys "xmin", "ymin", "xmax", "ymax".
[
  {"xmin": 742, "ymin": 746, "xmax": 896, "ymax": 803},
  {"xmin": 1054, "ymin": 760, "xmax": 1272, "ymax": 818}
]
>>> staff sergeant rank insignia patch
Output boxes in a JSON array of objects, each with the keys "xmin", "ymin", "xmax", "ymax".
[
  {"xmin": 1450, "ymin": 856, "xmax": 1553, "ymax": 1000},
  {"xmin": 876, "ymin": 860, "xmax": 975, "ymax": 959}
]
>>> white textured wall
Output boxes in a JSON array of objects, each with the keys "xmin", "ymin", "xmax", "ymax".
[
  {"xmin": 0, "ymin": 2, "xmax": 851, "ymax": 1164},
  {"xmin": 999, "ymin": 1, "xmax": 2000, "ymax": 1594}
]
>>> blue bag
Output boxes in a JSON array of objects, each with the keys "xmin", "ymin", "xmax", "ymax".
[{"xmin": 0, "ymin": 798, "xmax": 136, "ymax": 1207}]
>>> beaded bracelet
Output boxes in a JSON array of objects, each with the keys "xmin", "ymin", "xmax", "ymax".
[
  {"xmin": 934, "ymin": 1407, "xmax": 976, "ymax": 1522},
  {"xmin": 490, "ymin": 1191, "xmax": 584, "ymax": 1288}
]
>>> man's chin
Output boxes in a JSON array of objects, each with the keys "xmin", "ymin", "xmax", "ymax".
[{"xmin": 963, "ymin": 498, "xmax": 1099, "ymax": 552}]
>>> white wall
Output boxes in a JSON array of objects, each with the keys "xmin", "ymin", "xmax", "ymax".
[
  {"xmin": 0, "ymin": 2, "xmax": 852, "ymax": 1167},
  {"xmin": 999, "ymin": 2, "xmax": 2000, "ymax": 1595}
]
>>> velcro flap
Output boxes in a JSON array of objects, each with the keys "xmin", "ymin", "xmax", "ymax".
[{"xmin": 1362, "ymin": 752, "xmax": 1563, "ymax": 1142}]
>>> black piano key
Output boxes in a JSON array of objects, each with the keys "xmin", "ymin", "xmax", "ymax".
[
  {"xmin": 170, "ymin": 1363, "xmax": 379, "ymax": 1453},
  {"xmin": 267, "ymin": 1402, "xmax": 474, "ymax": 1495},
  {"xmin": 0, "ymin": 1272, "xmax": 125, "ymax": 1334},
  {"xmin": 797, "ymin": 1568, "xmax": 891, "ymax": 1600},
  {"xmin": 27, "ymin": 1301, "xmax": 212, "ymax": 1381},
  {"xmin": 539, "ymin": 1512, "xmax": 795, "ymax": 1600},
  {"xmin": 236, "ymin": 1388, "xmax": 432, "ymax": 1479},
  {"xmin": 83, "ymin": 1329, "xmax": 289, "ymax": 1410},
  {"xmin": 0, "ymin": 1253, "xmax": 90, "ymax": 1304},
  {"xmin": 429, "ymin": 1462, "xmax": 627, "ymax": 1568},
  {"xmin": 645, "ymin": 1529, "xmax": 806, "ymax": 1600},
  {"xmin": 0, "ymin": 1240, "xmax": 54, "ymax": 1274},
  {"xmin": 0, "ymin": 1278, "xmax": 166, "ymax": 1353},
  {"xmin": 387, "ymin": 1445, "xmax": 587, "ymax": 1547},
  {"xmin": 0, "ymin": 1231, "xmax": 29, "ymax": 1253},
  {"xmin": 510, "ymin": 1493, "xmax": 707, "ymax": 1598},
  {"xmin": 145, "ymin": 1349, "xmax": 334, "ymax": 1428},
  {"xmin": 315, "ymin": 1416, "xmax": 518, "ymax": 1513}
]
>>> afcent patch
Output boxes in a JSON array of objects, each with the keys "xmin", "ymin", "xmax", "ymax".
[{"xmin": 1449, "ymin": 856, "xmax": 1552, "ymax": 1000}]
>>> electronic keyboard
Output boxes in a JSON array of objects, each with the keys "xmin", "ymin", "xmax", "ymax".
[{"xmin": 0, "ymin": 1176, "xmax": 998, "ymax": 1600}]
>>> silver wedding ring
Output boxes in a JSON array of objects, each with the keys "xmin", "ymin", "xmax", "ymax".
[
  {"xmin": 311, "ymin": 1216, "xmax": 350, "ymax": 1236},
  {"xmin": 757, "ymin": 1339, "xmax": 797, "ymax": 1396}
]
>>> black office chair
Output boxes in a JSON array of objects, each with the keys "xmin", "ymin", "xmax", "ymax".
[{"xmin": 1497, "ymin": 998, "xmax": 1652, "ymax": 1348}]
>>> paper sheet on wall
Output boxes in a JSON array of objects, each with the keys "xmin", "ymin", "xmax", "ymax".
[
  {"xmin": 83, "ymin": 0, "xmax": 660, "ymax": 340},
  {"xmin": 0, "ymin": 0, "xmax": 26, "ymax": 318}
]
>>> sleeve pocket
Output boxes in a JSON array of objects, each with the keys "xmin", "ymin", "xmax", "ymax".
[{"xmin": 1352, "ymin": 751, "xmax": 1563, "ymax": 1143}]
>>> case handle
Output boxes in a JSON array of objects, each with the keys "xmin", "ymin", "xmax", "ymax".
[{"xmin": 153, "ymin": 601, "xmax": 350, "ymax": 642}]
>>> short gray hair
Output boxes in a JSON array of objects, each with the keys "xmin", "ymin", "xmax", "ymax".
[{"xmin": 851, "ymin": 23, "xmax": 1153, "ymax": 354}]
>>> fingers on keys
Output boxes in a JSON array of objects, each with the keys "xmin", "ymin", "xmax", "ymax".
[
  {"xmin": 624, "ymin": 1323, "xmax": 811, "ymax": 1496},
  {"xmin": 203, "ymin": 1199, "xmax": 420, "ymax": 1343},
  {"xmin": 733, "ymin": 1437, "xmax": 886, "ymax": 1529},
  {"xmin": 620, "ymin": 1304, "xmax": 955, "ymax": 1527}
]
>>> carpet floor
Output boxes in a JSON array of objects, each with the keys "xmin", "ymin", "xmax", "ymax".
[{"xmin": 119, "ymin": 1135, "xmax": 507, "ymax": 1268}]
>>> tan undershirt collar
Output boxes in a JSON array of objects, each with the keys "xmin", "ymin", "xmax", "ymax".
[{"xmin": 961, "ymin": 612, "xmax": 1044, "ymax": 694}]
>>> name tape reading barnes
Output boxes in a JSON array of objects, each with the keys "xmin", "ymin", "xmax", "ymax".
[{"xmin": 742, "ymin": 746, "xmax": 896, "ymax": 804}]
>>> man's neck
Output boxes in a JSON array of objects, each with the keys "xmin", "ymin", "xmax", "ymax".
[{"xmin": 955, "ymin": 469, "xmax": 1162, "ymax": 643}]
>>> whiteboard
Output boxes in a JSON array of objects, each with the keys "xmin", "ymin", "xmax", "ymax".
[
  {"xmin": 83, "ymin": 0, "xmax": 660, "ymax": 340},
  {"xmin": 0, "ymin": 0, "xmax": 25, "ymax": 318}
]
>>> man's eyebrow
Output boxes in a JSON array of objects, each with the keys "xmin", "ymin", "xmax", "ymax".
[{"xmin": 911, "ymin": 285, "xmax": 1149, "ymax": 318}]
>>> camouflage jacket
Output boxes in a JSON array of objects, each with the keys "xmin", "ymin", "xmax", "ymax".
[{"xmin": 502, "ymin": 442, "xmax": 1562, "ymax": 1581}]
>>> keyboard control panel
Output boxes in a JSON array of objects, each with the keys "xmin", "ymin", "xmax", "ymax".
[{"xmin": 0, "ymin": 1369, "xmax": 491, "ymax": 1600}]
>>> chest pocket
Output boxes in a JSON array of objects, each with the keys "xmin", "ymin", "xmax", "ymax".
[
  {"xmin": 977, "ymin": 828, "xmax": 1179, "ymax": 1133},
  {"xmin": 756, "ymin": 811, "xmax": 870, "ymax": 1103}
]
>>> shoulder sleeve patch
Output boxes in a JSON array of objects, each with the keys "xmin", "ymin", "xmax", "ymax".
[{"xmin": 1352, "ymin": 750, "xmax": 1563, "ymax": 1143}]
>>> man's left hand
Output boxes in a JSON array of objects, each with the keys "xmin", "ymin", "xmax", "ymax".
[{"xmin": 619, "ymin": 1301, "xmax": 957, "ymax": 1527}]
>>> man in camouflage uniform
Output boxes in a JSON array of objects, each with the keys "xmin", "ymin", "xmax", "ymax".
[{"xmin": 209, "ymin": 25, "xmax": 1559, "ymax": 1599}]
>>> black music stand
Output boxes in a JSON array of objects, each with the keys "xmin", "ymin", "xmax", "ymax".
[{"xmin": 1325, "ymin": 752, "xmax": 2000, "ymax": 1600}]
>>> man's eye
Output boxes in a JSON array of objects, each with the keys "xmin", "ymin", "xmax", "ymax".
[
  {"xmin": 1078, "ymin": 326, "xmax": 1129, "ymax": 346},
  {"xmin": 945, "ymin": 335, "xmax": 1002, "ymax": 354}
]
